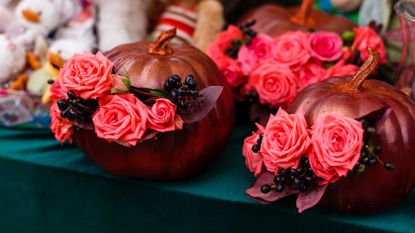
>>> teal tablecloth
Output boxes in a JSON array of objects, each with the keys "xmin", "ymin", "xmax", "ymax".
[{"xmin": 0, "ymin": 127, "xmax": 414, "ymax": 233}]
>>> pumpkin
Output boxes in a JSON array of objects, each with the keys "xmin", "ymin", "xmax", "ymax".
[
  {"xmin": 287, "ymin": 48, "xmax": 415, "ymax": 213},
  {"xmin": 74, "ymin": 29, "xmax": 235, "ymax": 180},
  {"xmin": 239, "ymin": 0, "xmax": 356, "ymax": 37}
]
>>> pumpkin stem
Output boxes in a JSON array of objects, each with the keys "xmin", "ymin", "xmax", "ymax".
[
  {"xmin": 349, "ymin": 48, "xmax": 380, "ymax": 89},
  {"xmin": 148, "ymin": 28, "xmax": 177, "ymax": 55},
  {"xmin": 291, "ymin": 0, "xmax": 316, "ymax": 25}
]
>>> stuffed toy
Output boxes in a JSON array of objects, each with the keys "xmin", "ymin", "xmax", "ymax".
[
  {"xmin": 0, "ymin": 0, "xmax": 17, "ymax": 33},
  {"xmin": 0, "ymin": 35, "xmax": 26, "ymax": 84},
  {"xmin": 55, "ymin": 2, "xmax": 96, "ymax": 50},
  {"xmin": 150, "ymin": 0, "xmax": 225, "ymax": 52},
  {"xmin": 91, "ymin": 0, "xmax": 152, "ymax": 51},
  {"xmin": 14, "ymin": 0, "xmax": 80, "ymax": 37},
  {"xmin": 6, "ymin": 0, "xmax": 82, "ymax": 72}
]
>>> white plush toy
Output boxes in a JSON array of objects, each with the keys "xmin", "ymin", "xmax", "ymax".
[
  {"xmin": 0, "ymin": 35, "xmax": 26, "ymax": 83},
  {"xmin": 14, "ymin": 0, "xmax": 80, "ymax": 36},
  {"xmin": 55, "ymin": 5, "xmax": 96, "ymax": 51},
  {"xmin": 91, "ymin": 0, "xmax": 152, "ymax": 50},
  {"xmin": 0, "ymin": 0, "xmax": 15, "ymax": 33}
]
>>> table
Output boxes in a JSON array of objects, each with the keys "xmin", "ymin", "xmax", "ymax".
[{"xmin": 0, "ymin": 126, "xmax": 414, "ymax": 233}]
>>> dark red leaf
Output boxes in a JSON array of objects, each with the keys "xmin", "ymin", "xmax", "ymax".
[
  {"xmin": 296, "ymin": 184, "xmax": 328, "ymax": 213},
  {"xmin": 182, "ymin": 86, "xmax": 223, "ymax": 123},
  {"xmin": 249, "ymin": 103, "xmax": 272, "ymax": 125},
  {"xmin": 246, "ymin": 172, "xmax": 299, "ymax": 204}
]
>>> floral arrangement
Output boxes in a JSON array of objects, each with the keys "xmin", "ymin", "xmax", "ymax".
[
  {"xmin": 207, "ymin": 20, "xmax": 387, "ymax": 114},
  {"xmin": 242, "ymin": 107, "xmax": 395, "ymax": 213},
  {"xmin": 49, "ymin": 51, "xmax": 222, "ymax": 146}
]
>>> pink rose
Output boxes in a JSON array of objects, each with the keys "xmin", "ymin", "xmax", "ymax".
[
  {"xmin": 242, "ymin": 123, "xmax": 265, "ymax": 177},
  {"xmin": 309, "ymin": 114, "xmax": 364, "ymax": 184},
  {"xmin": 273, "ymin": 31, "xmax": 310, "ymax": 69},
  {"xmin": 207, "ymin": 25, "xmax": 243, "ymax": 61},
  {"xmin": 207, "ymin": 42, "xmax": 227, "ymax": 62},
  {"xmin": 249, "ymin": 62, "xmax": 298, "ymax": 108},
  {"xmin": 238, "ymin": 34, "xmax": 275, "ymax": 74},
  {"xmin": 147, "ymin": 98, "xmax": 183, "ymax": 132},
  {"xmin": 49, "ymin": 80, "xmax": 64, "ymax": 103},
  {"xmin": 261, "ymin": 109, "xmax": 311, "ymax": 173},
  {"xmin": 352, "ymin": 27, "xmax": 387, "ymax": 64},
  {"xmin": 322, "ymin": 60, "xmax": 359, "ymax": 80},
  {"xmin": 92, "ymin": 94, "xmax": 148, "ymax": 147},
  {"xmin": 59, "ymin": 51, "xmax": 113, "ymax": 99},
  {"xmin": 50, "ymin": 103, "xmax": 74, "ymax": 144},
  {"xmin": 308, "ymin": 31, "xmax": 343, "ymax": 62},
  {"xmin": 215, "ymin": 57, "xmax": 245, "ymax": 87},
  {"xmin": 297, "ymin": 59, "xmax": 325, "ymax": 90}
]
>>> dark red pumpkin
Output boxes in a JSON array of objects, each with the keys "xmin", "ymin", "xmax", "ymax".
[
  {"xmin": 239, "ymin": 0, "xmax": 356, "ymax": 37},
  {"xmin": 74, "ymin": 29, "xmax": 235, "ymax": 180},
  {"xmin": 287, "ymin": 49, "xmax": 415, "ymax": 213}
]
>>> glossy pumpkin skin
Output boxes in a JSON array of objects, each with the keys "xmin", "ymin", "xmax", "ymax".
[
  {"xmin": 74, "ymin": 31, "xmax": 235, "ymax": 180},
  {"xmin": 239, "ymin": 3, "xmax": 356, "ymax": 37},
  {"xmin": 287, "ymin": 75, "xmax": 415, "ymax": 213}
]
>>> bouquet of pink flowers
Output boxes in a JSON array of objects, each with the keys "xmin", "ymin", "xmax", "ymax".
[
  {"xmin": 243, "ymin": 107, "xmax": 393, "ymax": 213},
  {"xmin": 207, "ymin": 21, "xmax": 387, "ymax": 120},
  {"xmin": 240, "ymin": 49, "xmax": 415, "ymax": 214},
  {"xmin": 49, "ymin": 51, "xmax": 222, "ymax": 146}
]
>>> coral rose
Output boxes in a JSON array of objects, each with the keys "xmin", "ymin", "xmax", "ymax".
[
  {"xmin": 249, "ymin": 62, "xmax": 297, "ymax": 108},
  {"xmin": 49, "ymin": 80, "xmax": 64, "ymax": 103},
  {"xmin": 308, "ymin": 31, "xmax": 343, "ymax": 62},
  {"xmin": 273, "ymin": 31, "xmax": 310, "ymax": 69},
  {"xmin": 147, "ymin": 98, "xmax": 183, "ymax": 132},
  {"xmin": 59, "ymin": 52, "xmax": 113, "ymax": 99},
  {"xmin": 93, "ymin": 94, "xmax": 148, "ymax": 147},
  {"xmin": 238, "ymin": 34, "xmax": 274, "ymax": 75},
  {"xmin": 322, "ymin": 60, "xmax": 359, "ymax": 80},
  {"xmin": 50, "ymin": 103, "xmax": 74, "ymax": 144},
  {"xmin": 207, "ymin": 25, "xmax": 243, "ymax": 61},
  {"xmin": 297, "ymin": 59, "xmax": 325, "ymax": 90},
  {"xmin": 309, "ymin": 114, "xmax": 364, "ymax": 184},
  {"xmin": 242, "ymin": 123, "xmax": 265, "ymax": 177},
  {"xmin": 352, "ymin": 27, "xmax": 387, "ymax": 64},
  {"xmin": 261, "ymin": 109, "xmax": 311, "ymax": 173},
  {"xmin": 215, "ymin": 57, "xmax": 245, "ymax": 87}
]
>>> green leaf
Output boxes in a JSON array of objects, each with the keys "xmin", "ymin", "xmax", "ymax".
[
  {"xmin": 150, "ymin": 89, "xmax": 168, "ymax": 97},
  {"xmin": 122, "ymin": 78, "xmax": 130, "ymax": 89}
]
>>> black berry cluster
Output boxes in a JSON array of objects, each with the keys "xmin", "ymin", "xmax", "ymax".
[
  {"xmin": 57, "ymin": 91, "xmax": 98, "ymax": 122},
  {"xmin": 354, "ymin": 118, "xmax": 394, "ymax": 173},
  {"xmin": 252, "ymin": 134, "xmax": 263, "ymax": 153},
  {"xmin": 164, "ymin": 74, "xmax": 204, "ymax": 115},
  {"xmin": 225, "ymin": 20, "xmax": 257, "ymax": 58},
  {"xmin": 261, "ymin": 157, "xmax": 318, "ymax": 194}
]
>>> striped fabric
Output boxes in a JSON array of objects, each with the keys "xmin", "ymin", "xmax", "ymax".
[{"xmin": 151, "ymin": 5, "xmax": 197, "ymax": 44}]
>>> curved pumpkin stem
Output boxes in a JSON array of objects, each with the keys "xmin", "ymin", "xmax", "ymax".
[
  {"xmin": 349, "ymin": 48, "xmax": 380, "ymax": 90},
  {"xmin": 291, "ymin": 0, "xmax": 316, "ymax": 25},
  {"xmin": 148, "ymin": 28, "xmax": 177, "ymax": 55}
]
